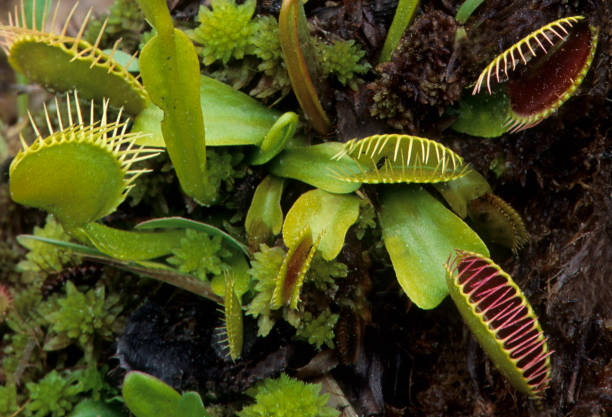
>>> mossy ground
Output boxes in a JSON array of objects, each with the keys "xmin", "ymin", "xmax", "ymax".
[{"xmin": 1, "ymin": 0, "xmax": 611, "ymax": 416}]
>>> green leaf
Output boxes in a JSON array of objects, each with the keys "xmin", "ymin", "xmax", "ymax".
[
  {"xmin": 79, "ymin": 222, "xmax": 186, "ymax": 261},
  {"xmin": 102, "ymin": 49, "xmax": 139, "ymax": 72},
  {"xmin": 137, "ymin": 0, "xmax": 209, "ymax": 203},
  {"xmin": 16, "ymin": 235, "xmax": 105, "ymax": 257},
  {"xmin": 283, "ymin": 189, "xmax": 360, "ymax": 260},
  {"xmin": 268, "ymin": 142, "xmax": 361, "ymax": 194},
  {"xmin": 133, "ymin": 75, "xmax": 282, "ymax": 148},
  {"xmin": 250, "ymin": 111, "xmax": 299, "ymax": 165},
  {"xmin": 379, "ymin": 185, "xmax": 489, "ymax": 309},
  {"xmin": 379, "ymin": 0, "xmax": 420, "ymax": 63},
  {"xmin": 122, "ymin": 372, "xmax": 181, "ymax": 417},
  {"xmin": 455, "ymin": 0, "xmax": 486, "ymax": 24},
  {"xmin": 177, "ymin": 392, "xmax": 211, "ymax": 417},
  {"xmin": 433, "ymin": 168, "xmax": 491, "ymax": 218},
  {"xmin": 135, "ymin": 216, "xmax": 249, "ymax": 257},
  {"xmin": 450, "ymin": 88, "xmax": 509, "ymax": 138},
  {"xmin": 245, "ymin": 175, "xmax": 285, "ymax": 248},
  {"xmin": 69, "ymin": 399, "xmax": 126, "ymax": 417}
]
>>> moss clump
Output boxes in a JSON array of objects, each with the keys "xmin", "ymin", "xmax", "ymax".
[
  {"xmin": 246, "ymin": 244, "xmax": 285, "ymax": 337},
  {"xmin": 25, "ymin": 367, "xmax": 106, "ymax": 417},
  {"xmin": 47, "ymin": 282, "xmax": 123, "ymax": 349},
  {"xmin": 84, "ymin": 0, "xmax": 146, "ymax": 51},
  {"xmin": 249, "ymin": 15, "xmax": 291, "ymax": 98},
  {"xmin": 167, "ymin": 229, "xmax": 233, "ymax": 281},
  {"xmin": 190, "ymin": 0, "xmax": 257, "ymax": 65},
  {"xmin": 17, "ymin": 215, "xmax": 77, "ymax": 274},
  {"xmin": 237, "ymin": 373, "xmax": 339, "ymax": 417},
  {"xmin": 294, "ymin": 309, "xmax": 339, "ymax": 350},
  {"xmin": 315, "ymin": 39, "xmax": 371, "ymax": 90},
  {"xmin": 189, "ymin": 0, "xmax": 370, "ymax": 99}
]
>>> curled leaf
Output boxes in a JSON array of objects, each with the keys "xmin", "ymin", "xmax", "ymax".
[
  {"xmin": 271, "ymin": 227, "xmax": 320, "ymax": 309},
  {"xmin": 250, "ymin": 111, "xmax": 299, "ymax": 165},
  {"xmin": 245, "ymin": 175, "xmax": 285, "ymax": 249},
  {"xmin": 279, "ymin": 0, "xmax": 330, "ymax": 134}
]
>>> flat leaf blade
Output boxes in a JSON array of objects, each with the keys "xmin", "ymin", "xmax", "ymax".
[{"xmin": 380, "ymin": 185, "xmax": 489, "ymax": 309}]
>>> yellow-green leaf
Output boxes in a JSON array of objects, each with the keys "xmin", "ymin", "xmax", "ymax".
[{"xmin": 380, "ymin": 185, "xmax": 489, "ymax": 309}]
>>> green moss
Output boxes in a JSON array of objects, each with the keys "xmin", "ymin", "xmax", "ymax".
[
  {"xmin": 354, "ymin": 199, "xmax": 377, "ymax": 240},
  {"xmin": 167, "ymin": 229, "xmax": 233, "ymax": 281},
  {"xmin": 0, "ymin": 382, "xmax": 17, "ymax": 415},
  {"xmin": 47, "ymin": 282, "xmax": 123, "ymax": 350},
  {"xmin": 205, "ymin": 148, "xmax": 247, "ymax": 204},
  {"xmin": 189, "ymin": 0, "xmax": 257, "ymax": 65},
  {"xmin": 295, "ymin": 310, "xmax": 339, "ymax": 350},
  {"xmin": 246, "ymin": 244, "xmax": 285, "ymax": 337},
  {"xmin": 306, "ymin": 255, "xmax": 348, "ymax": 293},
  {"xmin": 237, "ymin": 373, "xmax": 339, "ymax": 417},
  {"xmin": 17, "ymin": 215, "xmax": 77, "ymax": 274},
  {"xmin": 25, "ymin": 367, "xmax": 106, "ymax": 417},
  {"xmin": 315, "ymin": 39, "xmax": 370, "ymax": 90},
  {"xmin": 84, "ymin": 0, "xmax": 146, "ymax": 51},
  {"xmin": 249, "ymin": 15, "xmax": 291, "ymax": 98}
]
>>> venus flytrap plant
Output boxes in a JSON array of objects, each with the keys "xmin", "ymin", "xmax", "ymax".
[
  {"xmin": 0, "ymin": 0, "xmax": 148, "ymax": 114},
  {"xmin": 332, "ymin": 134, "xmax": 468, "ymax": 184},
  {"xmin": 271, "ymin": 226, "xmax": 320, "ymax": 309},
  {"xmin": 9, "ymin": 92, "xmax": 159, "ymax": 230},
  {"xmin": 445, "ymin": 250, "xmax": 552, "ymax": 398},
  {"xmin": 3, "ymin": 0, "xmax": 558, "ymax": 407},
  {"xmin": 453, "ymin": 16, "xmax": 598, "ymax": 136}
]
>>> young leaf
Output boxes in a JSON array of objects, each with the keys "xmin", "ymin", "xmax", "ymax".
[
  {"xmin": 250, "ymin": 111, "xmax": 299, "ymax": 165},
  {"xmin": 245, "ymin": 176, "xmax": 285, "ymax": 248}
]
